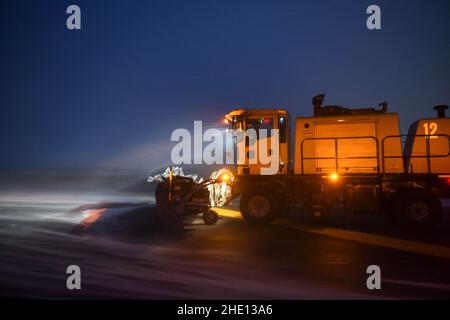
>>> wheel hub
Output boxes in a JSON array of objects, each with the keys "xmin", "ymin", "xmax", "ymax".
[
  {"xmin": 409, "ymin": 201, "xmax": 429, "ymax": 222},
  {"xmin": 248, "ymin": 195, "xmax": 270, "ymax": 218}
]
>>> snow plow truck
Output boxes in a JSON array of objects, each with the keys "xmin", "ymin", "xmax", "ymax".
[{"xmin": 219, "ymin": 94, "xmax": 450, "ymax": 231}]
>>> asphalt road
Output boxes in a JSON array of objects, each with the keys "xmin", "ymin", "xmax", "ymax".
[{"xmin": 1, "ymin": 177, "xmax": 450, "ymax": 299}]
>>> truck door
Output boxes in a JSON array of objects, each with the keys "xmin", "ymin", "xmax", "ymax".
[{"xmin": 245, "ymin": 117, "xmax": 275, "ymax": 175}]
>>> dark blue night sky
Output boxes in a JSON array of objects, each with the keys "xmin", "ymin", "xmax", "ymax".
[{"xmin": 1, "ymin": 0, "xmax": 449, "ymax": 171}]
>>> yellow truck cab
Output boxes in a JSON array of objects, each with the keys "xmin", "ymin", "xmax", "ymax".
[{"xmin": 225, "ymin": 108, "xmax": 291, "ymax": 175}]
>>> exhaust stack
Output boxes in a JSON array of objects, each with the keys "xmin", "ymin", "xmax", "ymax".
[{"xmin": 433, "ymin": 105, "xmax": 448, "ymax": 118}]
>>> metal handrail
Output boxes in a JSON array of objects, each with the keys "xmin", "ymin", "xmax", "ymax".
[
  {"xmin": 381, "ymin": 134, "xmax": 450, "ymax": 174},
  {"xmin": 300, "ymin": 136, "xmax": 380, "ymax": 174}
]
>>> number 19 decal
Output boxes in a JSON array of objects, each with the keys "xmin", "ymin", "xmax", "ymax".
[{"xmin": 423, "ymin": 122, "xmax": 438, "ymax": 139}]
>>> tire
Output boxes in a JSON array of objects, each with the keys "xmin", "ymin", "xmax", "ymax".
[
  {"xmin": 240, "ymin": 189, "xmax": 277, "ymax": 224},
  {"xmin": 393, "ymin": 189, "xmax": 442, "ymax": 232},
  {"xmin": 203, "ymin": 210, "xmax": 219, "ymax": 225}
]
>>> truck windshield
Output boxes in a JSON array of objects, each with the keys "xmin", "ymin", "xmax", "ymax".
[{"xmin": 246, "ymin": 118, "xmax": 274, "ymax": 138}]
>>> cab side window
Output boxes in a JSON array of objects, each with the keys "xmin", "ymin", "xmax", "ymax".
[{"xmin": 279, "ymin": 116, "xmax": 287, "ymax": 143}]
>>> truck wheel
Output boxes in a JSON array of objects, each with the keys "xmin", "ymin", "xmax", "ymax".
[
  {"xmin": 394, "ymin": 189, "xmax": 442, "ymax": 232},
  {"xmin": 240, "ymin": 189, "xmax": 276, "ymax": 224},
  {"xmin": 203, "ymin": 209, "xmax": 219, "ymax": 225}
]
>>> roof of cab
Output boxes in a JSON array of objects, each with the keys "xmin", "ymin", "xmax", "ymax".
[{"xmin": 225, "ymin": 108, "xmax": 289, "ymax": 121}]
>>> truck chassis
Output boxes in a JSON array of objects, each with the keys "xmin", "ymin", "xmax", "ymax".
[{"xmin": 228, "ymin": 133, "xmax": 450, "ymax": 231}]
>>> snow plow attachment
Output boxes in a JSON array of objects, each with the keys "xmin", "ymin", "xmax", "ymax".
[{"xmin": 148, "ymin": 167, "xmax": 234, "ymax": 228}]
